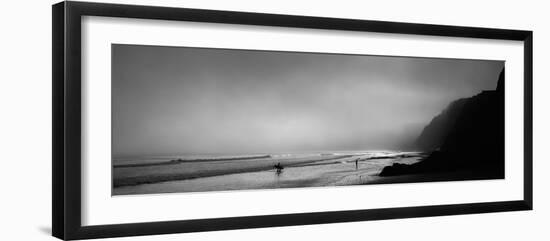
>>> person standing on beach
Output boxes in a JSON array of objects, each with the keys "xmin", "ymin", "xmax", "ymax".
[{"xmin": 355, "ymin": 159, "xmax": 359, "ymax": 170}]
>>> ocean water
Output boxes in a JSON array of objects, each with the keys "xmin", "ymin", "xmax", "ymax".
[{"xmin": 112, "ymin": 151, "xmax": 422, "ymax": 195}]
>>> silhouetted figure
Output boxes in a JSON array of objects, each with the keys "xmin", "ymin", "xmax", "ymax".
[
  {"xmin": 355, "ymin": 159, "xmax": 359, "ymax": 170},
  {"xmin": 274, "ymin": 162, "xmax": 284, "ymax": 176},
  {"xmin": 274, "ymin": 162, "xmax": 284, "ymax": 170}
]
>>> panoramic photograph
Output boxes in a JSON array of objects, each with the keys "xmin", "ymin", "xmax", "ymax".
[{"xmin": 111, "ymin": 44, "xmax": 505, "ymax": 196}]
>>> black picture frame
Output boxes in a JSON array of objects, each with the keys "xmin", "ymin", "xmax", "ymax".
[{"xmin": 52, "ymin": 1, "xmax": 533, "ymax": 240}]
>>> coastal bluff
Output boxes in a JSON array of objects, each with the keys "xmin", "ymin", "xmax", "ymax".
[{"xmin": 380, "ymin": 69, "xmax": 505, "ymax": 178}]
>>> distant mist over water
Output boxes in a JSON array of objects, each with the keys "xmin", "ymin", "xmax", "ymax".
[{"xmin": 112, "ymin": 44, "xmax": 504, "ymax": 157}]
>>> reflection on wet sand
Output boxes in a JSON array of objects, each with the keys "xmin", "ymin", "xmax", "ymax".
[{"xmin": 113, "ymin": 153, "xmax": 421, "ymax": 195}]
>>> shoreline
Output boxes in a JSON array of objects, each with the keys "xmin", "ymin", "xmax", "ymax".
[
  {"xmin": 113, "ymin": 154, "xmax": 359, "ymax": 188},
  {"xmin": 113, "ymin": 155, "xmax": 426, "ymax": 195}
]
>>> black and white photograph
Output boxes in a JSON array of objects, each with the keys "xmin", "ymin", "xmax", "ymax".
[
  {"xmin": 111, "ymin": 44, "xmax": 505, "ymax": 195},
  {"xmin": 1, "ymin": 0, "xmax": 544, "ymax": 240}
]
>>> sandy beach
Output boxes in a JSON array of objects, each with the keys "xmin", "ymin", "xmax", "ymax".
[{"xmin": 113, "ymin": 152, "xmax": 423, "ymax": 195}]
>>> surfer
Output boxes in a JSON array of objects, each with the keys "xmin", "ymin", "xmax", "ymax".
[
  {"xmin": 274, "ymin": 162, "xmax": 284, "ymax": 175},
  {"xmin": 274, "ymin": 162, "xmax": 284, "ymax": 170}
]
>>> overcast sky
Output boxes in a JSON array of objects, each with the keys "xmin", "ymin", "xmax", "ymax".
[{"xmin": 112, "ymin": 44, "xmax": 503, "ymax": 157}]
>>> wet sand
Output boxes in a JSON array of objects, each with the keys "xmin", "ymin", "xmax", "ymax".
[{"xmin": 113, "ymin": 156, "xmax": 421, "ymax": 195}]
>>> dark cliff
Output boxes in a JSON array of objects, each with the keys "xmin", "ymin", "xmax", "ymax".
[
  {"xmin": 415, "ymin": 98, "xmax": 468, "ymax": 151},
  {"xmin": 380, "ymin": 69, "xmax": 505, "ymax": 177}
]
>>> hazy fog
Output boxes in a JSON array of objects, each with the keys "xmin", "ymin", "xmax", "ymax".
[{"xmin": 112, "ymin": 44, "xmax": 503, "ymax": 157}]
